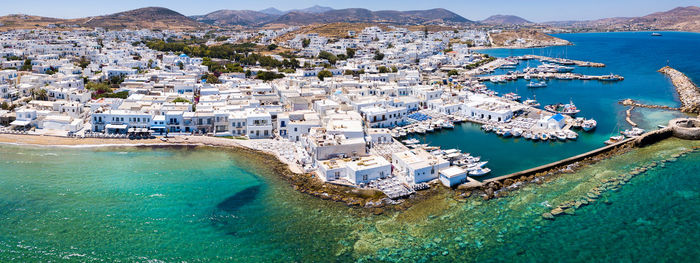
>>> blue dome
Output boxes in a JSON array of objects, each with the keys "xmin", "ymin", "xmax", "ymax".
[{"xmin": 179, "ymin": 54, "xmax": 189, "ymax": 58}]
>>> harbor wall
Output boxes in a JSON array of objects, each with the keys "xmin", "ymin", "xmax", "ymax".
[
  {"xmin": 659, "ymin": 66, "xmax": 700, "ymax": 114},
  {"xmin": 482, "ymin": 126, "xmax": 682, "ymax": 186}
]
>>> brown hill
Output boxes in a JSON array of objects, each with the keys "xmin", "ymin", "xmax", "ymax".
[
  {"xmin": 0, "ymin": 7, "xmax": 207, "ymax": 31},
  {"xmin": 81, "ymin": 7, "xmax": 207, "ymax": 30},
  {"xmin": 481, "ymin": 15, "xmax": 531, "ymax": 25},
  {"xmin": 548, "ymin": 6, "xmax": 700, "ymax": 32}
]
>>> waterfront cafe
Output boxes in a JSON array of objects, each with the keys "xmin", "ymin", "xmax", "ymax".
[{"xmin": 105, "ymin": 124, "xmax": 128, "ymax": 134}]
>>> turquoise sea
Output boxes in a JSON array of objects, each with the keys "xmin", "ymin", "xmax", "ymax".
[
  {"xmin": 409, "ymin": 31, "xmax": 698, "ymax": 177},
  {"xmin": 1, "ymin": 32, "xmax": 699, "ymax": 262}
]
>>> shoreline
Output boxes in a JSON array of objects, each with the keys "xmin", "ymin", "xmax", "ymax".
[{"xmin": 3, "ymin": 118, "xmax": 699, "ymax": 213}]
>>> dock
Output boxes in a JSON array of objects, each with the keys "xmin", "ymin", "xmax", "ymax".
[
  {"xmin": 518, "ymin": 55, "xmax": 606, "ymax": 67},
  {"xmin": 625, "ymin": 106, "xmax": 638, "ymax": 127},
  {"xmin": 476, "ymin": 72, "xmax": 623, "ymax": 83},
  {"xmin": 659, "ymin": 66, "xmax": 700, "ymax": 113}
]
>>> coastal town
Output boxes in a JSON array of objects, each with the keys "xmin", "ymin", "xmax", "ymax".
[{"xmin": 0, "ymin": 24, "xmax": 693, "ymax": 200}]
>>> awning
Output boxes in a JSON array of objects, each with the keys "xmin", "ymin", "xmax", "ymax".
[
  {"xmin": 10, "ymin": 120, "xmax": 31, "ymax": 126},
  {"xmin": 105, "ymin": 124, "xmax": 128, "ymax": 130}
]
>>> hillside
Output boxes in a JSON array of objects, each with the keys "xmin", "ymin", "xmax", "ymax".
[
  {"xmin": 548, "ymin": 6, "xmax": 700, "ymax": 32},
  {"xmin": 0, "ymin": 7, "xmax": 207, "ymax": 31},
  {"xmin": 81, "ymin": 7, "xmax": 206, "ymax": 30},
  {"xmin": 481, "ymin": 15, "xmax": 531, "ymax": 25},
  {"xmin": 488, "ymin": 30, "xmax": 570, "ymax": 48},
  {"xmin": 0, "ymin": 14, "xmax": 69, "ymax": 30}
]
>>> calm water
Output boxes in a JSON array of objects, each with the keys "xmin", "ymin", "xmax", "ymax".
[
  {"xmin": 2, "ymin": 32, "xmax": 700, "ymax": 262},
  {"xmin": 410, "ymin": 32, "xmax": 698, "ymax": 177},
  {"xmin": 1, "ymin": 139, "xmax": 698, "ymax": 262}
]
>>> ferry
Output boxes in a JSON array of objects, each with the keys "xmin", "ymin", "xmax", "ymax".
[
  {"xmin": 526, "ymin": 80, "xmax": 547, "ymax": 88},
  {"xmin": 544, "ymin": 101, "xmax": 581, "ymax": 116}
]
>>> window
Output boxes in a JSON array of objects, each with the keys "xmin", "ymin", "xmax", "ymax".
[{"xmin": 362, "ymin": 175, "xmax": 368, "ymax": 181}]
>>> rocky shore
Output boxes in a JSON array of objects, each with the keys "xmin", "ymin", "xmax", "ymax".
[{"xmin": 659, "ymin": 66, "xmax": 700, "ymax": 114}]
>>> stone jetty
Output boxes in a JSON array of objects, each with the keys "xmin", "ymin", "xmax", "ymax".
[
  {"xmin": 659, "ymin": 66, "xmax": 700, "ymax": 113},
  {"xmin": 619, "ymin": 98, "xmax": 680, "ymax": 111}
]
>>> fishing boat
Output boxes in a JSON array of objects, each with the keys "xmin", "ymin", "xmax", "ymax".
[
  {"xmin": 442, "ymin": 121, "xmax": 454, "ymax": 129},
  {"xmin": 482, "ymin": 124, "xmax": 493, "ymax": 132},
  {"xmin": 402, "ymin": 138, "xmax": 420, "ymax": 144},
  {"xmin": 566, "ymin": 131, "xmax": 578, "ymax": 140},
  {"xmin": 621, "ymin": 127, "xmax": 645, "ymax": 138},
  {"xmin": 600, "ymin": 74, "xmax": 624, "ymax": 81},
  {"xmin": 503, "ymin": 92, "xmax": 522, "ymax": 101},
  {"xmin": 512, "ymin": 128, "xmax": 523, "ymax": 137},
  {"xmin": 544, "ymin": 100, "xmax": 581, "ymax": 116},
  {"xmin": 469, "ymin": 167, "xmax": 492, "ymax": 177},
  {"xmin": 523, "ymin": 98, "xmax": 540, "ymax": 107},
  {"xmin": 502, "ymin": 128, "xmax": 513, "ymax": 137},
  {"xmin": 582, "ymin": 119, "xmax": 597, "ymax": 132},
  {"xmin": 540, "ymin": 133, "xmax": 549, "ymax": 141},
  {"xmin": 531, "ymin": 133, "xmax": 540, "ymax": 141},
  {"xmin": 526, "ymin": 80, "xmax": 547, "ymax": 88},
  {"xmin": 605, "ymin": 135, "xmax": 625, "ymax": 145},
  {"xmin": 490, "ymin": 76, "xmax": 507, "ymax": 83},
  {"xmin": 556, "ymin": 131, "xmax": 568, "ymax": 141}
]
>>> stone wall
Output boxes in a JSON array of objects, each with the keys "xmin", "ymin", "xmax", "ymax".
[{"xmin": 670, "ymin": 118, "xmax": 700, "ymax": 140}]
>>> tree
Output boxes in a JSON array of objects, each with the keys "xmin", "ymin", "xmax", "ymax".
[
  {"xmin": 20, "ymin": 59, "xmax": 32, "ymax": 71},
  {"xmin": 203, "ymin": 73, "xmax": 220, "ymax": 84},
  {"xmin": 448, "ymin": 69, "xmax": 459, "ymax": 76},
  {"xmin": 378, "ymin": 66, "xmax": 389, "ymax": 73},
  {"xmin": 177, "ymin": 61, "xmax": 184, "ymax": 70},
  {"xmin": 317, "ymin": 70, "xmax": 333, "ymax": 81},
  {"xmin": 302, "ymin": 39, "xmax": 310, "ymax": 48},
  {"xmin": 267, "ymin": 44, "xmax": 278, "ymax": 51},
  {"xmin": 172, "ymin": 97, "xmax": 191, "ymax": 103},
  {"xmin": 391, "ymin": 66, "xmax": 398, "ymax": 73},
  {"xmin": 1, "ymin": 101, "xmax": 9, "ymax": 110},
  {"xmin": 346, "ymin": 48, "xmax": 356, "ymax": 58},
  {"xmin": 78, "ymin": 56, "xmax": 90, "ymax": 69},
  {"xmin": 318, "ymin": 51, "xmax": 338, "ymax": 65},
  {"xmin": 256, "ymin": 71, "xmax": 285, "ymax": 81},
  {"xmin": 373, "ymin": 51, "xmax": 384, "ymax": 61}
]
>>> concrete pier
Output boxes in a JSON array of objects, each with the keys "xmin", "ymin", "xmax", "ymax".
[
  {"xmin": 520, "ymin": 55, "xmax": 606, "ymax": 67},
  {"xmin": 659, "ymin": 66, "xmax": 700, "ymax": 113}
]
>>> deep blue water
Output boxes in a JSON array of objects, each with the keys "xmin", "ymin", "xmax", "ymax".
[{"xmin": 411, "ymin": 32, "xmax": 698, "ymax": 177}]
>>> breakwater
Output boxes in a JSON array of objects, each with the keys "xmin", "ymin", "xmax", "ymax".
[
  {"xmin": 465, "ymin": 122, "xmax": 695, "ymax": 199},
  {"xmin": 659, "ymin": 66, "xmax": 700, "ymax": 113},
  {"xmin": 619, "ymin": 98, "xmax": 680, "ymax": 111}
]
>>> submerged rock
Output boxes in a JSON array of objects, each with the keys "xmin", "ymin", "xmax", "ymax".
[
  {"xmin": 542, "ymin": 212, "xmax": 555, "ymax": 220},
  {"xmin": 551, "ymin": 207, "xmax": 564, "ymax": 216}
]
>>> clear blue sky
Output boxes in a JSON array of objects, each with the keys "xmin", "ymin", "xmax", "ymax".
[{"xmin": 3, "ymin": 0, "xmax": 698, "ymax": 22}]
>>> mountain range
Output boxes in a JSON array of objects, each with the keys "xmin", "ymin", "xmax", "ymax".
[
  {"xmin": 0, "ymin": 5, "xmax": 699, "ymax": 32},
  {"xmin": 194, "ymin": 7, "xmax": 471, "ymax": 26}
]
